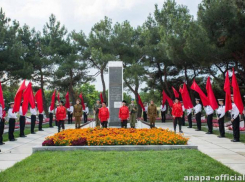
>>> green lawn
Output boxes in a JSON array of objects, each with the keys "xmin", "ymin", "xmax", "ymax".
[
  {"xmin": 2, "ymin": 123, "xmax": 50, "ymax": 142},
  {"xmin": 0, "ymin": 150, "xmax": 240, "ymax": 182},
  {"xmin": 193, "ymin": 126, "xmax": 245, "ymax": 144}
]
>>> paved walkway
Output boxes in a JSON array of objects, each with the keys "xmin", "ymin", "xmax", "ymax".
[
  {"xmin": 0, "ymin": 124, "xmax": 75, "ymax": 172},
  {"xmin": 156, "ymin": 122, "xmax": 245, "ymax": 175}
]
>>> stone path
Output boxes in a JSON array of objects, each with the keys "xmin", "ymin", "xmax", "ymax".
[
  {"xmin": 0, "ymin": 124, "xmax": 75, "ymax": 172},
  {"xmin": 82, "ymin": 120, "xmax": 150, "ymax": 129},
  {"xmin": 156, "ymin": 122, "xmax": 245, "ymax": 175}
]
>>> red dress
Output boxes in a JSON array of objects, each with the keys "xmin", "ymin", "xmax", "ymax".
[
  {"xmin": 99, "ymin": 107, "xmax": 110, "ymax": 122},
  {"xmin": 119, "ymin": 106, "xmax": 129, "ymax": 121},
  {"xmin": 172, "ymin": 103, "xmax": 183, "ymax": 117},
  {"xmin": 56, "ymin": 106, "xmax": 67, "ymax": 121}
]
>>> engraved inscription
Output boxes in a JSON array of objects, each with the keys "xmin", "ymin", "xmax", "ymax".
[{"xmin": 109, "ymin": 65, "xmax": 123, "ymax": 126}]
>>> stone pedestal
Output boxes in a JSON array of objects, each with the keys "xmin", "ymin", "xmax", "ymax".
[{"xmin": 108, "ymin": 61, "xmax": 123, "ymax": 126}]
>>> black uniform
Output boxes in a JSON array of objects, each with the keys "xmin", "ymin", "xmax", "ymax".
[
  {"xmin": 194, "ymin": 103, "xmax": 202, "ymax": 130},
  {"xmin": 49, "ymin": 106, "xmax": 54, "ymax": 127},
  {"xmin": 217, "ymin": 105, "xmax": 225, "ymax": 137},
  {"xmin": 160, "ymin": 105, "xmax": 166, "ymax": 123},
  {"xmin": 143, "ymin": 106, "xmax": 148, "ymax": 122},
  {"xmin": 231, "ymin": 103, "xmax": 240, "ymax": 141},
  {"xmin": 182, "ymin": 105, "xmax": 185, "ymax": 126},
  {"xmin": 38, "ymin": 113, "xmax": 44, "ymax": 131},
  {"xmin": 30, "ymin": 108, "xmax": 37, "ymax": 134},
  {"xmin": 0, "ymin": 117, "xmax": 5, "ymax": 144},
  {"xmin": 8, "ymin": 108, "xmax": 17, "ymax": 141}
]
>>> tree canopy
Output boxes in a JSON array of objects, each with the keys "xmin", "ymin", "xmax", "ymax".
[{"xmin": 0, "ymin": 0, "xmax": 245, "ymax": 115}]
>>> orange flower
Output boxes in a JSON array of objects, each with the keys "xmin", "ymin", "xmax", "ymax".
[{"xmin": 44, "ymin": 128, "xmax": 189, "ymax": 146}]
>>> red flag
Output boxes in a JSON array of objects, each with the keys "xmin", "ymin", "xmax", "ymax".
[
  {"xmin": 79, "ymin": 93, "xmax": 85, "ymax": 110},
  {"xmin": 57, "ymin": 92, "xmax": 60, "ymax": 102},
  {"xmin": 65, "ymin": 92, "xmax": 70, "ymax": 108},
  {"xmin": 35, "ymin": 89, "xmax": 44, "ymax": 113},
  {"xmin": 231, "ymin": 68, "xmax": 244, "ymax": 114},
  {"xmin": 162, "ymin": 90, "xmax": 173, "ymax": 107},
  {"xmin": 179, "ymin": 86, "xmax": 183, "ymax": 94},
  {"xmin": 100, "ymin": 93, "xmax": 104, "ymax": 103},
  {"xmin": 2, "ymin": 110, "xmax": 6, "ymax": 118},
  {"xmin": 22, "ymin": 82, "xmax": 35, "ymax": 115},
  {"xmin": 162, "ymin": 91, "xmax": 167, "ymax": 106},
  {"xmin": 166, "ymin": 96, "xmax": 173, "ymax": 107},
  {"xmin": 206, "ymin": 77, "xmax": 218, "ymax": 110},
  {"xmin": 172, "ymin": 87, "xmax": 179, "ymax": 98},
  {"xmin": 190, "ymin": 79, "xmax": 209, "ymax": 106},
  {"xmin": 0, "ymin": 82, "xmax": 5, "ymax": 111},
  {"xmin": 137, "ymin": 94, "xmax": 145, "ymax": 111},
  {"xmin": 180, "ymin": 83, "xmax": 193, "ymax": 109},
  {"xmin": 13, "ymin": 80, "xmax": 26, "ymax": 113},
  {"xmin": 224, "ymin": 71, "xmax": 232, "ymax": 112},
  {"xmin": 22, "ymin": 84, "xmax": 29, "ymax": 116},
  {"xmin": 50, "ymin": 90, "xmax": 56, "ymax": 111},
  {"xmin": 28, "ymin": 83, "xmax": 35, "ymax": 109}
]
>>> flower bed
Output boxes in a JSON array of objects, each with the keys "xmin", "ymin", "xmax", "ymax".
[
  {"xmin": 227, "ymin": 126, "xmax": 245, "ymax": 131},
  {"xmin": 42, "ymin": 128, "xmax": 189, "ymax": 146}
]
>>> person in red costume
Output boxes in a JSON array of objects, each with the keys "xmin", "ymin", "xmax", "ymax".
[
  {"xmin": 172, "ymin": 98, "xmax": 183, "ymax": 133},
  {"xmin": 119, "ymin": 100, "xmax": 129, "ymax": 128},
  {"xmin": 56, "ymin": 101, "xmax": 67, "ymax": 132},
  {"xmin": 99, "ymin": 102, "xmax": 110, "ymax": 128}
]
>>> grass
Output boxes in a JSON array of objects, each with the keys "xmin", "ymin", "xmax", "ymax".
[
  {"xmin": 193, "ymin": 126, "xmax": 245, "ymax": 144},
  {"xmin": 0, "ymin": 150, "xmax": 240, "ymax": 182},
  {"xmin": 2, "ymin": 123, "xmax": 50, "ymax": 142}
]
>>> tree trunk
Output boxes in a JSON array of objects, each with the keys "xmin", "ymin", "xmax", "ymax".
[
  {"xmin": 134, "ymin": 76, "xmax": 142, "ymax": 118},
  {"xmin": 233, "ymin": 52, "xmax": 245, "ymax": 82},
  {"xmin": 69, "ymin": 69, "xmax": 75, "ymax": 104},
  {"xmin": 184, "ymin": 65, "xmax": 189, "ymax": 85},
  {"xmin": 135, "ymin": 92, "xmax": 142, "ymax": 118},
  {"xmin": 157, "ymin": 63, "xmax": 164, "ymax": 89},
  {"xmin": 100, "ymin": 69, "xmax": 107, "ymax": 102},
  {"xmin": 123, "ymin": 77, "xmax": 141, "ymax": 118},
  {"xmin": 163, "ymin": 66, "xmax": 172, "ymax": 98}
]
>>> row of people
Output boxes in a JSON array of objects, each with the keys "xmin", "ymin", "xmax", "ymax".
[
  {"xmin": 0, "ymin": 101, "xmax": 47, "ymax": 144},
  {"xmin": 143, "ymin": 100, "xmax": 186, "ymax": 125},
  {"xmin": 143, "ymin": 95, "xmax": 243, "ymax": 142},
  {"xmin": 193, "ymin": 95, "xmax": 242, "ymax": 142},
  {"xmin": 0, "ymin": 99, "xmax": 89, "ymax": 145},
  {"xmin": 49, "ymin": 102, "xmax": 89, "ymax": 126},
  {"xmin": 95, "ymin": 99, "xmax": 158, "ymax": 129},
  {"xmin": 1, "ymin": 95, "xmax": 244, "ymax": 145},
  {"xmin": 50, "ymin": 99, "xmax": 86, "ymax": 131},
  {"xmin": 94, "ymin": 99, "xmax": 150, "ymax": 129}
]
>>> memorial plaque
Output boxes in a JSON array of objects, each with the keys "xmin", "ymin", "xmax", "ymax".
[
  {"xmin": 114, "ymin": 102, "xmax": 122, "ymax": 108},
  {"xmin": 108, "ymin": 61, "xmax": 123, "ymax": 126}
]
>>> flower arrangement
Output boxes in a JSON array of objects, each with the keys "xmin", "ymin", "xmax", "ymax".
[
  {"xmin": 213, "ymin": 123, "xmax": 219, "ymax": 128},
  {"xmin": 228, "ymin": 126, "xmax": 245, "ymax": 131},
  {"xmin": 42, "ymin": 128, "xmax": 189, "ymax": 146}
]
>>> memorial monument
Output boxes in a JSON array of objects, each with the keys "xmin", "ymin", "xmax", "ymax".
[{"xmin": 108, "ymin": 61, "xmax": 123, "ymax": 126}]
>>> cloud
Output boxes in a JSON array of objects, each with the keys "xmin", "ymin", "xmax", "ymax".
[
  {"xmin": 1, "ymin": 0, "xmax": 201, "ymax": 33},
  {"xmin": 1, "ymin": 0, "xmax": 201, "ymax": 92}
]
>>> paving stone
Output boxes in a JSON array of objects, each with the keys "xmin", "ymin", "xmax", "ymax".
[
  {"xmin": 0, "ymin": 154, "xmax": 31, "ymax": 161},
  {"xmin": 0, "ymin": 161, "xmax": 17, "ymax": 170},
  {"xmin": 156, "ymin": 123, "xmax": 245, "ymax": 175}
]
